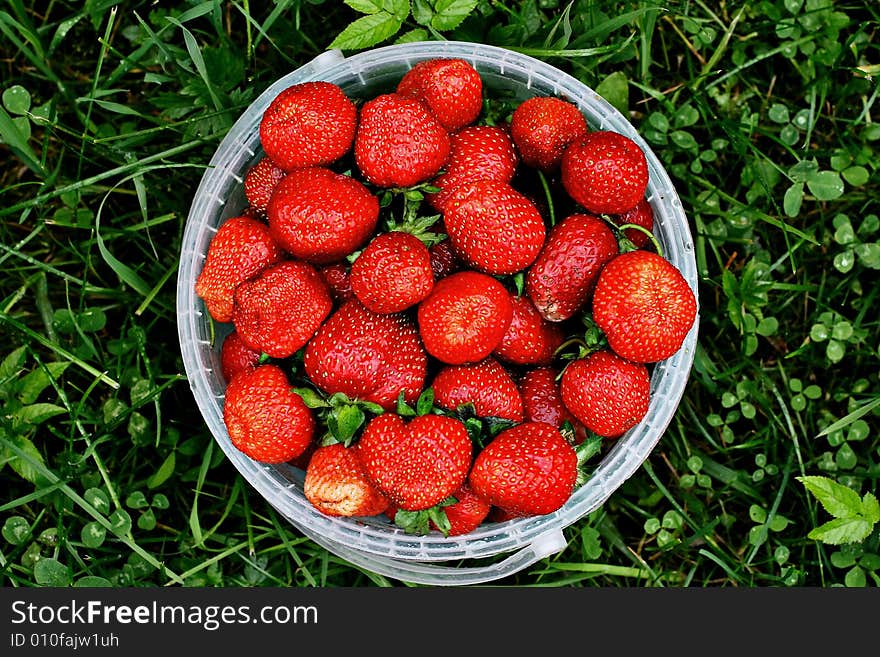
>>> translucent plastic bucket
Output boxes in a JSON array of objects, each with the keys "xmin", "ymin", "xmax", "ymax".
[{"xmin": 176, "ymin": 41, "xmax": 699, "ymax": 586}]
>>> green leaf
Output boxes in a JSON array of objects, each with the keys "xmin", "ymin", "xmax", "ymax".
[
  {"xmin": 797, "ymin": 475, "xmax": 866, "ymax": 519},
  {"xmin": 33, "ymin": 557, "xmax": 72, "ymax": 586},
  {"xmin": 595, "ymin": 71, "xmax": 629, "ymax": 116},
  {"xmin": 863, "ymin": 492, "xmax": 880, "ymax": 524},
  {"xmin": 416, "ymin": 387, "xmax": 435, "ymax": 416},
  {"xmin": 3, "ymin": 84, "xmax": 31, "ymax": 114},
  {"xmin": 0, "ymin": 345, "xmax": 27, "ymax": 381},
  {"xmin": 74, "ymin": 575, "xmax": 112, "ymax": 587},
  {"xmin": 3, "ymin": 435, "xmax": 48, "ymax": 485},
  {"xmin": 17, "ymin": 362, "xmax": 70, "ymax": 405},
  {"xmin": 80, "ymin": 521, "xmax": 107, "ymax": 549},
  {"xmin": 783, "ymin": 183, "xmax": 803, "ymax": 217},
  {"xmin": 329, "ymin": 12, "xmax": 402, "ymax": 50},
  {"xmin": 108, "ymin": 508, "xmax": 132, "ymax": 537},
  {"xmin": 293, "ymin": 387, "xmax": 329, "ymax": 408},
  {"xmin": 806, "ymin": 170, "xmax": 844, "ymax": 201},
  {"xmin": 0, "ymin": 104, "xmax": 46, "ymax": 177},
  {"xmin": 431, "ymin": 0, "xmax": 479, "ymax": 31},
  {"xmin": 2, "ymin": 516, "xmax": 31, "ymax": 545},
  {"xmin": 842, "ymin": 165, "xmax": 869, "ymax": 187},
  {"xmin": 126, "ymin": 490, "xmax": 149, "ymax": 509},
  {"xmin": 147, "ymin": 451, "xmax": 176, "ymax": 489},
  {"xmin": 333, "ymin": 404, "xmax": 365, "ymax": 442},
  {"xmin": 808, "ymin": 517, "xmax": 874, "ymax": 545},
  {"xmin": 344, "ymin": 0, "xmax": 385, "ymax": 14},
  {"xmin": 12, "ymin": 403, "xmax": 66, "ymax": 426},
  {"xmin": 84, "ymin": 487, "xmax": 111, "ymax": 515}
]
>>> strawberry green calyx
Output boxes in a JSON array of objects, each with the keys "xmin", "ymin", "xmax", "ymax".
[
  {"xmin": 611, "ymin": 221, "xmax": 663, "ymax": 256},
  {"xmin": 293, "ymin": 387, "xmax": 385, "ymax": 447}
]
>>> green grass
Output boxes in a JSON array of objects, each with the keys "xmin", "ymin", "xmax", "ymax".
[{"xmin": 1, "ymin": 0, "xmax": 878, "ymax": 588}]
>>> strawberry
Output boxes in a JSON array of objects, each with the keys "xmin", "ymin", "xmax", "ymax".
[
  {"xmin": 510, "ymin": 96, "xmax": 589, "ymax": 172},
  {"xmin": 468, "ymin": 421, "xmax": 578, "ymax": 517},
  {"xmin": 493, "ymin": 295, "xmax": 564, "ymax": 366},
  {"xmin": 358, "ymin": 413, "xmax": 472, "ymax": 511},
  {"xmin": 396, "ymin": 58, "xmax": 483, "ymax": 132},
  {"xmin": 520, "ymin": 366, "xmax": 588, "ymax": 443},
  {"xmin": 432, "ymin": 357, "xmax": 524, "ymax": 422},
  {"xmin": 303, "ymin": 299, "xmax": 427, "ymax": 410},
  {"xmin": 428, "ymin": 237, "xmax": 461, "ymax": 280},
  {"xmin": 443, "ymin": 179, "xmax": 546, "ymax": 276},
  {"xmin": 304, "ymin": 443, "xmax": 389, "ymax": 517},
  {"xmin": 318, "ymin": 262, "xmax": 354, "ymax": 302},
  {"xmin": 195, "ymin": 215, "xmax": 283, "ymax": 323},
  {"xmin": 427, "ymin": 125, "xmax": 519, "ymax": 212},
  {"xmin": 591, "ymin": 249, "xmax": 697, "ymax": 363},
  {"xmin": 220, "ymin": 330, "xmax": 262, "ymax": 383},
  {"xmin": 267, "ymin": 167, "xmax": 379, "ymax": 264},
  {"xmin": 417, "ymin": 270, "xmax": 514, "ymax": 365},
  {"xmin": 232, "ymin": 260, "xmax": 332, "ymax": 358},
  {"xmin": 561, "ymin": 130, "xmax": 649, "ymax": 214},
  {"xmin": 525, "ymin": 213, "xmax": 619, "ymax": 322},
  {"xmin": 614, "ymin": 197, "xmax": 655, "ymax": 249},
  {"xmin": 349, "ymin": 231, "xmax": 435, "ymax": 314},
  {"xmin": 259, "ymin": 81, "xmax": 357, "ymax": 172},
  {"xmin": 243, "ymin": 157, "xmax": 285, "ymax": 216},
  {"xmin": 223, "ymin": 364, "xmax": 315, "ymax": 464},
  {"xmin": 354, "ymin": 93, "xmax": 451, "ymax": 188},
  {"xmin": 433, "ymin": 484, "xmax": 492, "ymax": 536},
  {"xmin": 559, "ymin": 350, "xmax": 650, "ymax": 438}
]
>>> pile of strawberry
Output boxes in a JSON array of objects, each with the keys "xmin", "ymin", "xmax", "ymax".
[{"xmin": 194, "ymin": 57, "xmax": 697, "ymax": 537}]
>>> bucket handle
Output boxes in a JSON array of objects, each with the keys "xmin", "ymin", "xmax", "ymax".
[{"xmin": 305, "ymin": 528, "xmax": 569, "ymax": 587}]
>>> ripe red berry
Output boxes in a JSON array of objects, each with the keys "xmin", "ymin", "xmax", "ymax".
[
  {"xmin": 220, "ymin": 330, "xmax": 262, "ymax": 383},
  {"xmin": 223, "ymin": 364, "xmax": 315, "ymax": 464},
  {"xmin": 561, "ymin": 130, "xmax": 649, "ymax": 214},
  {"xmin": 443, "ymin": 179, "xmax": 546, "ymax": 276},
  {"xmin": 354, "ymin": 93, "xmax": 451, "ymax": 188},
  {"xmin": 417, "ymin": 271, "xmax": 514, "ymax": 365},
  {"xmin": 358, "ymin": 413, "xmax": 473, "ymax": 511},
  {"xmin": 427, "ymin": 124, "xmax": 519, "ymax": 212},
  {"xmin": 397, "ymin": 58, "xmax": 483, "ymax": 132},
  {"xmin": 231, "ymin": 260, "xmax": 333, "ymax": 359},
  {"xmin": 592, "ymin": 250, "xmax": 697, "ymax": 363},
  {"xmin": 468, "ymin": 422, "xmax": 578, "ymax": 517},
  {"xmin": 615, "ymin": 197, "xmax": 655, "ymax": 249},
  {"xmin": 267, "ymin": 167, "xmax": 379, "ymax": 264},
  {"xmin": 520, "ymin": 366, "xmax": 588, "ymax": 443},
  {"xmin": 259, "ymin": 81, "xmax": 357, "ymax": 172},
  {"xmin": 349, "ymin": 231, "xmax": 435, "ymax": 314},
  {"xmin": 304, "ymin": 299, "xmax": 427, "ymax": 410},
  {"xmin": 525, "ymin": 213, "xmax": 619, "ymax": 322},
  {"xmin": 493, "ymin": 295, "xmax": 564, "ymax": 366},
  {"xmin": 432, "ymin": 357, "xmax": 524, "ymax": 422},
  {"xmin": 510, "ymin": 96, "xmax": 589, "ymax": 171},
  {"xmin": 243, "ymin": 157, "xmax": 285, "ymax": 216},
  {"xmin": 195, "ymin": 215, "xmax": 284, "ymax": 324},
  {"xmin": 304, "ymin": 443, "xmax": 390, "ymax": 517},
  {"xmin": 560, "ymin": 350, "xmax": 651, "ymax": 438}
]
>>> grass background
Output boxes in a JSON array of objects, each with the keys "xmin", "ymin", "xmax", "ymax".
[{"xmin": 1, "ymin": 0, "xmax": 878, "ymax": 588}]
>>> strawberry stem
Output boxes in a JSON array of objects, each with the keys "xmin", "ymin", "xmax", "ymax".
[
  {"xmin": 537, "ymin": 169, "xmax": 557, "ymax": 227},
  {"xmin": 614, "ymin": 221, "xmax": 664, "ymax": 257}
]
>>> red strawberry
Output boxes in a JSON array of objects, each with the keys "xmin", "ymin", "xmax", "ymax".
[
  {"xmin": 510, "ymin": 96, "xmax": 589, "ymax": 171},
  {"xmin": 259, "ymin": 81, "xmax": 357, "ymax": 172},
  {"xmin": 349, "ymin": 231, "xmax": 435, "ymax": 314},
  {"xmin": 232, "ymin": 260, "xmax": 332, "ymax": 358},
  {"xmin": 243, "ymin": 157, "xmax": 285, "ymax": 215},
  {"xmin": 354, "ymin": 93, "xmax": 451, "ymax": 188},
  {"xmin": 443, "ymin": 179, "xmax": 546, "ymax": 276},
  {"xmin": 520, "ymin": 366, "xmax": 588, "ymax": 444},
  {"xmin": 304, "ymin": 443, "xmax": 389, "ymax": 517},
  {"xmin": 427, "ymin": 125, "xmax": 519, "ymax": 212},
  {"xmin": 525, "ymin": 213, "xmax": 619, "ymax": 322},
  {"xmin": 220, "ymin": 330, "xmax": 262, "ymax": 383},
  {"xmin": 318, "ymin": 262, "xmax": 354, "ymax": 302},
  {"xmin": 468, "ymin": 422, "xmax": 578, "ymax": 517},
  {"xmin": 432, "ymin": 358, "xmax": 524, "ymax": 422},
  {"xmin": 195, "ymin": 215, "xmax": 283, "ymax": 324},
  {"xmin": 396, "ymin": 58, "xmax": 483, "ymax": 132},
  {"xmin": 417, "ymin": 271, "xmax": 514, "ymax": 365},
  {"xmin": 223, "ymin": 364, "xmax": 315, "ymax": 464},
  {"xmin": 267, "ymin": 167, "xmax": 379, "ymax": 264},
  {"xmin": 428, "ymin": 237, "xmax": 461, "ymax": 280},
  {"xmin": 615, "ymin": 197, "xmax": 655, "ymax": 249},
  {"xmin": 561, "ymin": 130, "xmax": 649, "ymax": 214},
  {"xmin": 434, "ymin": 484, "xmax": 492, "ymax": 536},
  {"xmin": 493, "ymin": 295, "xmax": 564, "ymax": 366},
  {"xmin": 358, "ymin": 413, "xmax": 472, "ymax": 511},
  {"xmin": 303, "ymin": 299, "xmax": 427, "ymax": 410},
  {"xmin": 560, "ymin": 350, "xmax": 650, "ymax": 438},
  {"xmin": 591, "ymin": 250, "xmax": 697, "ymax": 363}
]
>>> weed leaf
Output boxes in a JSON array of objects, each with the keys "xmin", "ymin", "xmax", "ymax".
[{"xmin": 329, "ymin": 12, "xmax": 402, "ymax": 50}]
